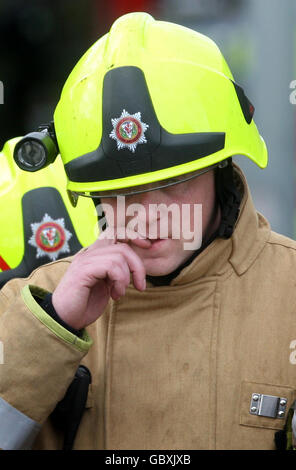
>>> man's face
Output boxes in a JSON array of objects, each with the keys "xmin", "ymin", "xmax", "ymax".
[{"xmin": 100, "ymin": 169, "xmax": 219, "ymax": 276}]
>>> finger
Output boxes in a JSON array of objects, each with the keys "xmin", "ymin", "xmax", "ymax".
[
  {"xmin": 110, "ymin": 244, "xmax": 146, "ymax": 291},
  {"xmin": 92, "ymin": 254, "xmax": 131, "ymax": 286},
  {"xmin": 110, "ymin": 280, "xmax": 126, "ymax": 300},
  {"xmin": 81, "ymin": 226, "xmax": 117, "ymax": 254},
  {"xmin": 106, "ymin": 262, "xmax": 130, "ymax": 299},
  {"xmin": 75, "ymin": 243, "xmax": 146, "ymax": 291},
  {"xmin": 117, "ymin": 226, "xmax": 152, "ymax": 249}
]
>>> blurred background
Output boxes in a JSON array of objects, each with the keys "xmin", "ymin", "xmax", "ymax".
[{"xmin": 0, "ymin": 0, "xmax": 296, "ymax": 237}]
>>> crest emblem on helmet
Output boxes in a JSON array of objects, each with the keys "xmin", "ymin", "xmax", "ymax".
[
  {"xmin": 28, "ymin": 213, "xmax": 72, "ymax": 261},
  {"xmin": 109, "ymin": 109, "xmax": 149, "ymax": 153}
]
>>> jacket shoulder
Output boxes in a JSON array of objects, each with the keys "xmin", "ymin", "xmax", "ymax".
[
  {"xmin": 267, "ymin": 231, "xmax": 296, "ymax": 251},
  {"xmin": 259, "ymin": 230, "xmax": 296, "ymax": 280},
  {"xmin": 0, "ymin": 255, "xmax": 74, "ymax": 301}
]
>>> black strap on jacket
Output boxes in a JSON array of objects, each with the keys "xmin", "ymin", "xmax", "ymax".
[
  {"xmin": 50, "ymin": 365, "xmax": 92, "ymax": 451},
  {"xmin": 34, "ymin": 294, "xmax": 91, "ymax": 450}
]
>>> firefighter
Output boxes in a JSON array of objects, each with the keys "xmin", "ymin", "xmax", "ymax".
[{"xmin": 0, "ymin": 12, "xmax": 295, "ymax": 450}]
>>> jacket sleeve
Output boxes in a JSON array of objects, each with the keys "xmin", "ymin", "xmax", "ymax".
[{"xmin": 0, "ymin": 259, "xmax": 93, "ymax": 450}]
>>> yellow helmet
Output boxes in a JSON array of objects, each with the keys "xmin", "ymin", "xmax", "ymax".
[
  {"xmin": 0, "ymin": 138, "xmax": 98, "ymax": 287},
  {"xmin": 15, "ymin": 12, "xmax": 268, "ymax": 199}
]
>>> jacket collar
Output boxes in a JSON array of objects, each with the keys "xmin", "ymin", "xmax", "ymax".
[{"xmin": 170, "ymin": 164, "xmax": 271, "ymax": 286}]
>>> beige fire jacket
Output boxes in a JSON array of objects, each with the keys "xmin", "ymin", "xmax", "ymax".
[{"xmin": 0, "ymin": 166, "xmax": 296, "ymax": 450}]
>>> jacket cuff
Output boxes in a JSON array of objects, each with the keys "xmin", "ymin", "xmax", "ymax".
[
  {"xmin": 21, "ymin": 285, "xmax": 92, "ymax": 353},
  {"xmin": 35, "ymin": 293, "xmax": 83, "ymax": 338},
  {"xmin": 0, "ymin": 282, "xmax": 93, "ymax": 429}
]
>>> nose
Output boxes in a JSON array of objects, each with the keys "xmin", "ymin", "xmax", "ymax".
[{"xmin": 125, "ymin": 189, "xmax": 163, "ymax": 229}]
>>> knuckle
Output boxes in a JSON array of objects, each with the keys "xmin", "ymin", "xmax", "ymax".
[
  {"xmin": 117, "ymin": 242, "xmax": 132, "ymax": 254},
  {"xmin": 107, "ymin": 259, "xmax": 117, "ymax": 271},
  {"xmin": 115, "ymin": 253, "xmax": 126, "ymax": 267},
  {"xmin": 117, "ymin": 243, "xmax": 140, "ymax": 262}
]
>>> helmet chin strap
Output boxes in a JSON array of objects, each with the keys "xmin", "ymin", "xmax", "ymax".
[{"xmin": 215, "ymin": 158, "xmax": 242, "ymax": 239}]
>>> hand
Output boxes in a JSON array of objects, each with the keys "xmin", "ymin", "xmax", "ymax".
[{"xmin": 52, "ymin": 228, "xmax": 147, "ymax": 330}]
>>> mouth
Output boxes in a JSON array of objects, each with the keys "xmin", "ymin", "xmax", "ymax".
[
  {"xmin": 149, "ymin": 237, "xmax": 168, "ymax": 243},
  {"xmin": 129, "ymin": 236, "xmax": 169, "ymax": 250}
]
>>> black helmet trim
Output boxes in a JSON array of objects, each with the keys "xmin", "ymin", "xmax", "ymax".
[
  {"xmin": 231, "ymin": 81, "xmax": 255, "ymax": 125},
  {"xmin": 64, "ymin": 66, "xmax": 225, "ymax": 183}
]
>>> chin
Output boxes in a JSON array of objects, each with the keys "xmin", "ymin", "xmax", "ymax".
[
  {"xmin": 143, "ymin": 258, "xmax": 181, "ymax": 277},
  {"xmin": 131, "ymin": 239, "xmax": 194, "ymax": 277}
]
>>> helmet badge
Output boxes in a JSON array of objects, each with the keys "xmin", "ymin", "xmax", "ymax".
[
  {"xmin": 28, "ymin": 213, "xmax": 72, "ymax": 261},
  {"xmin": 109, "ymin": 109, "xmax": 149, "ymax": 153}
]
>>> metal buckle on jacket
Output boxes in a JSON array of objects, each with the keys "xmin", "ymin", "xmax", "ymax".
[
  {"xmin": 274, "ymin": 400, "xmax": 296, "ymax": 450},
  {"xmin": 249, "ymin": 393, "xmax": 287, "ymax": 419}
]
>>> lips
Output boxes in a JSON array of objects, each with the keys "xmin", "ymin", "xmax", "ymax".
[
  {"xmin": 129, "ymin": 237, "xmax": 169, "ymax": 250},
  {"xmin": 128, "ymin": 237, "xmax": 152, "ymax": 249},
  {"xmin": 150, "ymin": 238, "xmax": 167, "ymax": 244},
  {"xmin": 117, "ymin": 227, "xmax": 170, "ymax": 250}
]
